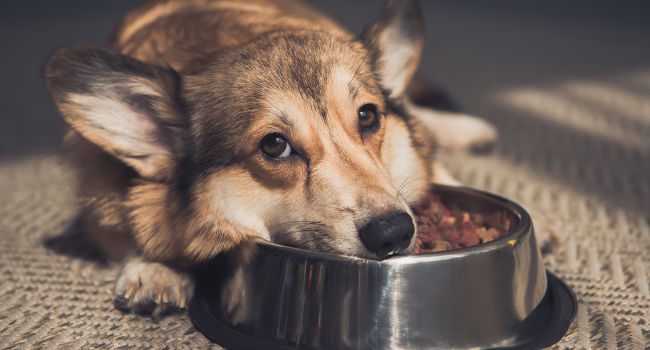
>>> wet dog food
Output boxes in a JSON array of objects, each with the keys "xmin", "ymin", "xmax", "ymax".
[{"xmin": 413, "ymin": 193, "xmax": 516, "ymax": 253}]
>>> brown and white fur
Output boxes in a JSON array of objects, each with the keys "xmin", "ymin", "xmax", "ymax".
[{"xmin": 45, "ymin": 0, "xmax": 497, "ymax": 316}]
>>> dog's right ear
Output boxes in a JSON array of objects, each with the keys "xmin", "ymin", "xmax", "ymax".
[
  {"xmin": 45, "ymin": 45, "xmax": 186, "ymax": 181},
  {"xmin": 361, "ymin": 0, "xmax": 424, "ymax": 99}
]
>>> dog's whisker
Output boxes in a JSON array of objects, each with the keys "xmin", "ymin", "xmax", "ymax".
[{"xmin": 395, "ymin": 175, "xmax": 418, "ymax": 203}]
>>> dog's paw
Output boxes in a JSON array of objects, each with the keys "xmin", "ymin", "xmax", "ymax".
[{"xmin": 114, "ymin": 258, "xmax": 194, "ymax": 318}]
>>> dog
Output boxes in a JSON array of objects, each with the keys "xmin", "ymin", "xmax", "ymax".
[{"xmin": 44, "ymin": 0, "xmax": 497, "ymax": 316}]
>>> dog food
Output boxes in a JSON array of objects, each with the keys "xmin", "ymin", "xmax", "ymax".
[{"xmin": 413, "ymin": 193, "xmax": 516, "ymax": 253}]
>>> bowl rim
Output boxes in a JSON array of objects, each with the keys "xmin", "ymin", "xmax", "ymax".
[{"xmin": 253, "ymin": 185, "xmax": 532, "ymax": 265}]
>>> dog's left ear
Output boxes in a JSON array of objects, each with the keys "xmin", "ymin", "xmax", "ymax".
[
  {"xmin": 45, "ymin": 45, "xmax": 186, "ymax": 181},
  {"xmin": 361, "ymin": 0, "xmax": 424, "ymax": 98}
]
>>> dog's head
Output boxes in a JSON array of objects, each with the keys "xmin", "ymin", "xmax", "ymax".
[{"xmin": 45, "ymin": 0, "xmax": 432, "ymax": 262}]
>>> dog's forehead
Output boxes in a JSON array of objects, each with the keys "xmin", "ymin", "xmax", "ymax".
[
  {"xmin": 187, "ymin": 32, "xmax": 378, "ymax": 169},
  {"xmin": 252, "ymin": 35, "xmax": 365, "ymax": 85},
  {"xmin": 250, "ymin": 33, "xmax": 374, "ymax": 111}
]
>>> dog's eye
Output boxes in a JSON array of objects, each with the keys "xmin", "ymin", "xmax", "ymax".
[
  {"xmin": 358, "ymin": 104, "xmax": 379, "ymax": 133},
  {"xmin": 260, "ymin": 133, "xmax": 292, "ymax": 159}
]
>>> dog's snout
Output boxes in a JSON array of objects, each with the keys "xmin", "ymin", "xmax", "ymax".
[{"xmin": 358, "ymin": 211, "xmax": 414, "ymax": 259}]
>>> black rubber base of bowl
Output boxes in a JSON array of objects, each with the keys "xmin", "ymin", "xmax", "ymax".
[
  {"xmin": 189, "ymin": 271, "xmax": 577, "ymax": 350},
  {"xmin": 489, "ymin": 272, "xmax": 577, "ymax": 350}
]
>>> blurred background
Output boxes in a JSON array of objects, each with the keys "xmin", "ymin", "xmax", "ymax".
[{"xmin": 1, "ymin": 1, "xmax": 649, "ymax": 348}]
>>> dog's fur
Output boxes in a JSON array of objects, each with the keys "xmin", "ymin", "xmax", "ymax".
[{"xmin": 45, "ymin": 0, "xmax": 497, "ymax": 316}]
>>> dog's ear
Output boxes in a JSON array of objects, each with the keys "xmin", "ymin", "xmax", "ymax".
[
  {"xmin": 361, "ymin": 0, "xmax": 424, "ymax": 98},
  {"xmin": 45, "ymin": 45, "xmax": 186, "ymax": 181}
]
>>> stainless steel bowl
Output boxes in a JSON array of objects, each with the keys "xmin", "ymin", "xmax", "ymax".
[{"xmin": 190, "ymin": 186, "xmax": 576, "ymax": 350}]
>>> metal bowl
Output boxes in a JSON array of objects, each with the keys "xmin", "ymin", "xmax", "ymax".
[{"xmin": 190, "ymin": 186, "xmax": 576, "ymax": 349}]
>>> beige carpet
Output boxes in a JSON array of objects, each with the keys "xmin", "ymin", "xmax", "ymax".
[{"xmin": 1, "ymin": 1, "xmax": 649, "ymax": 349}]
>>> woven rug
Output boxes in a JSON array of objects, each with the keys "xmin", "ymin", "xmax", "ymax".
[{"xmin": 1, "ymin": 1, "xmax": 649, "ymax": 349}]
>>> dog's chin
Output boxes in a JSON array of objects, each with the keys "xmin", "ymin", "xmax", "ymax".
[
  {"xmin": 362, "ymin": 239, "xmax": 418, "ymax": 260},
  {"xmin": 274, "ymin": 239, "xmax": 374, "ymax": 259},
  {"xmin": 270, "ymin": 235, "xmax": 417, "ymax": 260},
  {"xmin": 331, "ymin": 244, "xmax": 416, "ymax": 261}
]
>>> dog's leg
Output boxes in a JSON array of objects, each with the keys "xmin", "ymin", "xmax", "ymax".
[
  {"xmin": 221, "ymin": 266, "xmax": 247, "ymax": 323},
  {"xmin": 114, "ymin": 256, "xmax": 194, "ymax": 318},
  {"xmin": 406, "ymin": 99, "xmax": 498, "ymax": 153}
]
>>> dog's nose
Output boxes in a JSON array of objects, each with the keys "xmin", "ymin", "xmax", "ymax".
[{"xmin": 358, "ymin": 211, "xmax": 414, "ymax": 259}]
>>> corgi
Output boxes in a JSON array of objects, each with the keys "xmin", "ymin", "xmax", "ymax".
[{"xmin": 44, "ymin": 0, "xmax": 497, "ymax": 316}]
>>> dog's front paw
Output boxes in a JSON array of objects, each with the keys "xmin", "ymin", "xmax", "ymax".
[{"xmin": 114, "ymin": 258, "xmax": 194, "ymax": 318}]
